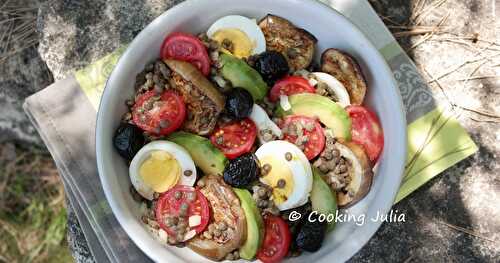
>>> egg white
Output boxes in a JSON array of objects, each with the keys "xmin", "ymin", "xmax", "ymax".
[
  {"xmin": 255, "ymin": 140, "xmax": 313, "ymax": 210},
  {"xmin": 335, "ymin": 142, "xmax": 363, "ymax": 194},
  {"xmin": 312, "ymin": 72, "xmax": 351, "ymax": 107},
  {"xmin": 249, "ymin": 104, "xmax": 282, "ymax": 144},
  {"xmin": 129, "ymin": 140, "xmax": 197, "ymax": 200},
  {"xmin": 207, "ymin": 15, "xmax": 266, "ymax": 55}
]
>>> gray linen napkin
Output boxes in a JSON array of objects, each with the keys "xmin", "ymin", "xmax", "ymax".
[{"xmin": 24, "ymin": 77, "xmax": 149, "ymax": 262}]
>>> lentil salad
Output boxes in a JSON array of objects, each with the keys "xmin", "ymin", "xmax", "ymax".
[{"xmin": 113, "ymin": 13, "xmax": 384, "ymax": 262}]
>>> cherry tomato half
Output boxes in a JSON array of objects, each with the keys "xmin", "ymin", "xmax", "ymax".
[
  {"xmin": 280, "ymin": 115, "xmax": 325, "ymax": 160},
  {"xmin": 132, "ymin": 90, "xmax": 186, "ymax": 136},
  {"xmin": 269, "ymin": 76, "xmax": 316, "ymax": 102},
  {"xmin": 257, "ymin": 215, "xmax": 291, "ymax": 263},
  {"xmin": 210, "ymin": 118, "xmax": 257, "ymax": 159},
  {"xmin": 160, "ymin": 32, "xmax": 211, "ymax": 76},
  {"xmin": 155, "ymin": 185, "xmax": 210, "ymax": 236},
  {"xmin": 346, "ymin": 105, "xmax": 384, "ymax": 163}
]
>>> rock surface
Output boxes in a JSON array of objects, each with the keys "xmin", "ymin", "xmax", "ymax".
[
  {"xmin": 0, "ymin": 0, "xmax": 53, "ymax": 146},
  {"xmin": 1, "ymin": 0, "xmax": 498, "ymax": 262},
  {"xmin": 37, "ymin": 0, "xmax": 183, "ymax": 81},
  {"xmin": 67, "ymin": 200, "xmax": 96, "ymax": 263},
  {"xmin": 351, "ymin": 0, "xmax": 500, "ymax": 261}
]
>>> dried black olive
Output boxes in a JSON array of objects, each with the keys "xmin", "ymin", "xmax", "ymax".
[
  {"xmin": 282, "ymin": 203, "xmax": 312, "ymax": 253},
  {"xmin": 254, "ymin": 51, "xmax": 290, "ymax": 85},
  {"xmin": 223, "ymin": 153, "xmax": 260, "ymax": 187},
  {"xmin": 295, "ymin": 212, "xmax": 327, "ymax": 252},
  {"xmin": 225, "ymin": 88, "xmax": 254, "ymax": 120},
  {"xmin": 113, "ymin": 123, "xmax": 145, "ymax": 161}
]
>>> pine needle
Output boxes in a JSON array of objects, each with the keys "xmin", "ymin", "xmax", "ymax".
[
  {"xmin": 443, "ymin": 35, "xmax": 500, "ymax": 47},
  {"xmin": 410, "ymin": 0, "xmax": 427, "ymax": 23},
  {"xmin": 422, "ymin": 67, "xmax": 455, "ymax": 108},
  {"xmin": 462, "ymin": 59, "xmax": 492, "ymax": 86},
  {"xmin": 468, "ymin": 117, "xmax": 500, "ymax": 123},
  {"xmin": 0, "ymin": 2, "xmax": 38, "ymax": 63},
  {"xmin": 428, "ymin": 53, "xmax": 500, "ymax": 83},
  {"xmin": 454, "ymin": 75, "xmax": 500, "ymax": 81},
  {"xmin": 393, "ymin": 28, "xmax": 445, "ymax": 38},
  {"xmin": 423, "ymin": 67, "xmax": 500, "ymax": 120},
  {"xmin": 380, "ymin": 15, "xmax": 403, "ymax": 26},
  {"xmin": 413, "ymin": 0, "xmax": 448, "ymax": 26},
  {"xmin": 438, "ymin": 221, "xmax": 498, "ymax": 244},
  {"xmin": 428, "ymin": 38, "xmax": 500, "ymax": 52},
  {"xmin": 456, "ymin": 106, "xmax": 500, "ymax": 119},
  {"xmin": 408, "ymin": 11, "xmax": 450, "ymax": 51}
]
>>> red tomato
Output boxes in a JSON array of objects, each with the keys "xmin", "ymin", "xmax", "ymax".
[
  {"xmin": 160, "ymin": 32, "xmax": 211, "ymax": 76},
  {"xmin": 346, "ymin": 105, "xmax": 384, "ymax": 163},
  {"xmin": 132, "ymin": 90, "xmax": 186, "ymax": 136},
  {"xmin": 269, "ymin": 76, "xmax": 316, "ymax": 102},
  {"xmin": 279, "ymin": 115, "xmax": 325, "ymax": 160},
  {"xmin": 210, "ymin": 118, "xmax": 257, "ymax": 159},
  {"xmin": 257, "ymin": 215, "xmax": 291, "ymax": 263},
  {"xmin": 155, "ymin": 185, "xmax": 210, "ymax": 236}
]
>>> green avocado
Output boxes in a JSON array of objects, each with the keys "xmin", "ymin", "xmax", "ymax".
[
  {"xmin": 233, "ymin": 188, "xmax": 264, "ymax": 260},
  {"xmin": 276, "ymin": 93, "xmax": 352, "ymax": 140},
  {"xmin": 311, "ymin": 167, "xmax": 338, "ymax": 232},
  {"xmin": 167, "ymin": 132, "xmax": 227, "ymax": 175},
  {"xmin": 219, "ymin": 53, "xmax": 268, "ymax": 101}
]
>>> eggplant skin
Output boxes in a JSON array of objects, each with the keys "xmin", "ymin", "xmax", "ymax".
[
  {"xmin": 164, "ymin": 59, "xmax": 225, "ymax": 135},
  {"xmin": 187, "ymin": 175, "xmax": 247, "ymax": 261},
  {"xmin": 336, "ymin": 141, "xmax": 373, "ymax": 208},
  {"xmin": 320, "ymin": 49, "xmax": 367, "ymax": 105},
  {"xmin": 258, "ymin": 14, "xmax": 317, "ymax": 71},
  {"xmin": 163, "ymin": 59, "xmax": 225, "ymax": 109}
]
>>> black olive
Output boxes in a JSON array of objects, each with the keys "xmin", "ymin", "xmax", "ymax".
[
  {"xmin": 113, "ymin": 123, "xmax": 145, "ymax": 161},
  {"xmin": 295, "ymin": 212, "xmax": 327, "ymax": 252},
  {"xmin": 254, "ymin": 51, "xmax": 290, "ymax": 85},
  {"xmin": 223, "ymin": 153, "xmax": 260, "ymax": 187},
  {"xmin": 283, "ymin": 203, "xmax": 312, "ymax": 226},
  {"xmin": 225, "ymin": 88, "xmax": 254, "ymax": 120},
  {"xmin": 282, "ymin": 204, "xmax": 312, "ymax": 252}
]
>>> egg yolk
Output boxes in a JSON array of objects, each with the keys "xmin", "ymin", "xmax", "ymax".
[
  {"xmin": 139, "ymin": 151, "xmax": 180, "ymax": 193},
  {"xmin": 259, "ymin": 155, "xmax": 295, "ymax": 205},
  {"xmin": 212, "ymin": 28, "xmax": 254, "ymax": 58}
]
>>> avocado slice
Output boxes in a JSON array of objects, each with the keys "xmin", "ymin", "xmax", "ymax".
[
  {"xmin": 167, "ymin": 132, "xmax": 227, "ymax": 175},
  {"xmin": 311, "ymin": 167, "xmax": 337, "ymax": 232},
  {"xmin": 220, "ymin": 53, "xmax": 268, "ymax": 101},
  {"xmin": 276, "ymin": 93, "xmax": 351, "ymax": 140},
  {"xmin": 233, "ymin": 188, "xmax": 264, "ymax": 260}
]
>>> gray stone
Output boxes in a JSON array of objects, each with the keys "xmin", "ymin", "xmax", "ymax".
[
  {"xmin": 3, "ymin": 0, "xmax": 498, "ymax": 262},
  {"xmin": 0, "ymin": 0, "xmax": 54, "ymax": 146},
  {"xmin": 37, "ymin": 0, "xmax": 184, "ymax": 81},
  {"xmin": 351, "ymin": 0, "xmax": 500, "ymax": 262},
  {"xmin": 67, "ymin": 200, "xmax": 96, "ymax": 263}
]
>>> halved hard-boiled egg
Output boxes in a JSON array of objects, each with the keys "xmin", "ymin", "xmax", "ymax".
[
  {"xmin": 255, "ymin": 140, "xmax": 313, "ymax": 210},
  {"xmin": 311, "ymin": 72, "xmax": 351, "ymax": 107},
  {"xmin": 207, "ymin": 15, "xmax": 266, "ymax": 58},
  {"xmin": 129, "ymin": 141, "xmax": 197, "ymax": 200}
]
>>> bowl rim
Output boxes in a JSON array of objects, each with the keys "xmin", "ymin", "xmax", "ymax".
[{"xmin": 96, "ymin": 0, "xmax": 407, "ymax": 262}]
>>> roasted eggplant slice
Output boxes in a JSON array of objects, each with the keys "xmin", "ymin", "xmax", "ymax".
[
  {"xmin": 258, "ymin": 14, "xmax": 317, "ymax": 71},
  {"xmin": 164, "ymin": 59, "xmax": 225, "ymax": 135},
  {"xmin": 334, "ymin": 141, "xmax": 373, "ymax": 208},
  {"xmin": 320, "ymin": 49, "xmax": 367, "ymax": 105},
  {"xmin": 187, "ymin": 175, "xmax": 246, "ymax": 261}
]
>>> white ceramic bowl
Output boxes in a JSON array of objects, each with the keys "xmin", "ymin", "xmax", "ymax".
[{"xmin": 96, "ymin": 0, "xmax": 407, "ymax": 262}]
